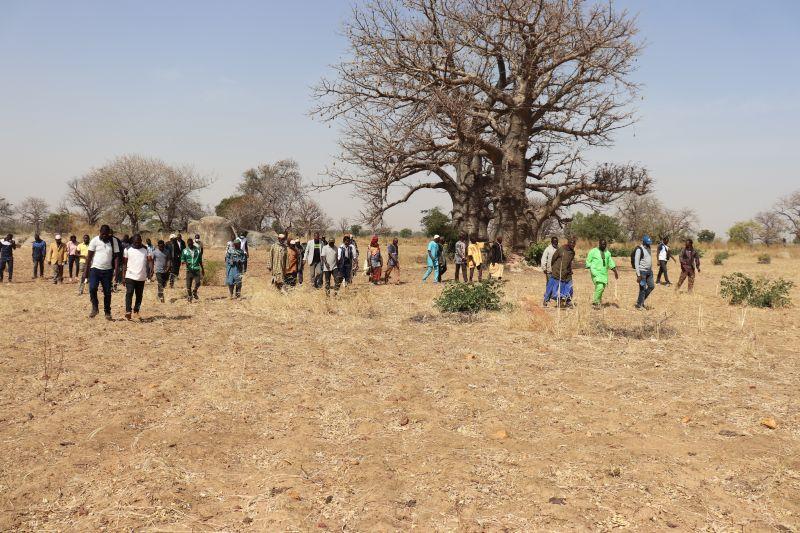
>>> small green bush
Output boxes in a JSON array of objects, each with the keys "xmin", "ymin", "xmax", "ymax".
[
  {"xmin": 757, "ymin": 253, "xmax": 771, "ymax": 264},
  {"xmin": 524, "ymin": 242, "xmax": 548, "ymax": 266},
  {"xmin": 609, "ymin": 246, "xmax": 634, "ymax": 258},
  {"xmin": 720, "ymin": 272, "xmax": 793, "ymax": 308},
  {"xmin": 434, "ymin": 279, "xmax": 504, "ymax": 314},
  {"xmin": 713, "ymin": 251, "xmax": 730, "ymax": 265},
  {"xmin": 202, "ymin": 260, "xmax": 224, "ymax": 285}
]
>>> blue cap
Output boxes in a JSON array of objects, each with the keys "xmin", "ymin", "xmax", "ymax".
[{"xmin": 642, "ymin": 235, "xmax": 652, "ymax": 245}]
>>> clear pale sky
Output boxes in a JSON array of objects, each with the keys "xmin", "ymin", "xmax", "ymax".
[{"xmin": 1, "ymin": 0, "xmax": 798, "ymax": 234}]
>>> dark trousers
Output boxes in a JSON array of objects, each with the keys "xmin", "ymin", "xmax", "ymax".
[
  {"xmin": 33, "ymin": 257, "xmax": 44, "ymax": 278},
  {"xmin": 284, "ymin": 272, "xmax": 298, "ymax": 287},
  {"xmin": 114, "ymin": 261, "xmax": 123, "ymax": 286},
  {"xmin": 155, "ymin": 272, "xmax": 169, "ymax": 299},
  {"xmin": 89, "ymin": 268, "xmax": 114, "ymax": 313},
  {"xmin": 68, "ymin": 255, "xmax": 80, "ymax": 277},
  {"xmin": 636, "ymin": 270, "xmax": 655, "ymax": 307},
  {"xmin": 125, "ymin": 279, "xmax": 145, "ymax": 313},
  {"xmin": 0, "ymin": 258, "xmax": 12, "ymax": 281},
  {"xmin": 454, "ymin": 263, "xmax": 467, "ymax": 282},
  {"xmin": 169, "ymin": 262, "xmax": 181, "ymax": 287},
  {"xmin": 323, "ymin": 269, "xmax": 341, "ymax": 295},
  {"xmin": 656, "ymin": 260, "xmax": 670, "ymax": 284},
  {"xmin": 340, "ymin": 262, "xmax": 353, "ymax": 284},
  {"xmin": 676, "ymin": 268, "xmax": 696, "ymax": 291},
  {"xmin": 52, "ymin": 263, "xmax": 64, "ymax": 283},
  {"xmin": 185, "ymin": 270, "xmax": 201, "ymax": 299}
]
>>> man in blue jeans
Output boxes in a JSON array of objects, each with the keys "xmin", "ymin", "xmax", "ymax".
[
  {"xmin": 85, "ymin": 225, "xmax": 120, "ymax": 320},
  {"xmin": 422, "ymin": 235, "xmax": 440, "ymax": 283},
  {"xmin": 634, "ymin": 235, "xmax": 655, "ymax": 309}
]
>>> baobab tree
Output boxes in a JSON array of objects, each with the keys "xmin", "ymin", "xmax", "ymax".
[{"xmin": 314, "ymin": 0, "xmax": 651, "ymax": 248}]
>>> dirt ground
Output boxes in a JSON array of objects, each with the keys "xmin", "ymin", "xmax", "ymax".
[{"xmin": 1, "ymin": 240, "xmax": 799, "ymax": 531}]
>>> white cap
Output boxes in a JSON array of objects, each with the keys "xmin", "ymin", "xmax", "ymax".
[
  {"xmin": 169, "ymin": 233, "xmax": 177, "ymax": 239},
  {"xmin": 289, "ymin": 239, "xmax": 297, "ymax": 244},
  {"xmin": 55, "ymin": 234, "xmax": 62, "ymax": 239},
  {"xmin": 278, "ymin": 233, "xmax": 286, "ymax": 238},
  {"xmin": 433, "ymin": 234, "xmax": 440, "ymax": 239}
]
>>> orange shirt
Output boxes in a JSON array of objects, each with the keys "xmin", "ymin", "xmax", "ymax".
[{"xmin": 286, "ymin": 247, "xmax": 298, "ymax": 274}]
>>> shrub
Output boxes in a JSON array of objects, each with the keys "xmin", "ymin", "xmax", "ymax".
[
  {"xmin": 567, "ymin": 212, "xmax": 622, "ymax": 242},
  {"xmin": 202, "ymin": 260, "xmax": 224, "ymax": 285},
  {"xmin": 524, "ymin": 241, "xmax": 548, "ymax": 266},
  {"xmin": 697, "ymin": 229, "xmax": 716, "ymax": 243},
  {"xmin": 712, "ymin": 251, "xmax": 730, "ymax": 265},
  {"xmin": 757, "ymin": 253, "xmax": 771, "ymax": 264},
  {"xmin": 720, "ymin": 272, "xmax": 793, "ymax": 308},
  {"xmin": 399, "ymin": 228, "xmax": 413, "ymax": 238},
  {"xmin": 609, "ymin": 246, "xmax": 634, "ymax": 258},
  {"xmin": 434, "ymin": 279, "xmax": 504, "ymax": 314},
  {"xmin": 728, "ymin": 220, "xmax": 759, "ymax": 245}
]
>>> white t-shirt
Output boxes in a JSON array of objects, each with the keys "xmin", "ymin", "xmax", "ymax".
[
  {"xmin": 87, "ymin": 236, "xmax": 119, "ymax": 270},
  {"xmin": 658, "ymin": 244, "xmax": 669, "ymax": 261},
  {"xmin": 123, "ymin": 246, "xmax": 151, "ymax": 281}
]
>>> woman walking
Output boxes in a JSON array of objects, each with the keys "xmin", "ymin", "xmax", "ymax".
[
  {"xmin": 368, "ymin": 236, "xmax": 383, "ymax": 284},
  {"xmin": 225, "ymin": 238, "xmax": 246, "ymax": 298}
]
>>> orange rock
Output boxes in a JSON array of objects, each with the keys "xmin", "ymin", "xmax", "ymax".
[
  {"xmin": 681, "ymin": 416, "xmax": 691, "ymax": 424},
  {"xmin": 760, "ymin": 417, "xmax": 778, "ymax": 430},
  {"xmin": 491, "ymin": 429, "xmax": 509, "ymax": 440}
]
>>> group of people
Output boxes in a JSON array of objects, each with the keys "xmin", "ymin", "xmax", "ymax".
[
  {"xmin": 424, "ymin": 233, "xmax": 506, "ymax": 283},
  {"xmin": 540, "ymin": 235, "xmax": 702, "ymax": 309}
]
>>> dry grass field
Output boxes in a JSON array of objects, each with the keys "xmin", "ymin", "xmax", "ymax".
[{"xmin": 1, "ymin": 239, "xmax": 799, "ymax": 531}]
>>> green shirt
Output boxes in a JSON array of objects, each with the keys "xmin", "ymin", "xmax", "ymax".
[
  {"xmin": 181, "ymin": 247, "xmax": 203, "ymax": 272},
  {"xmin": 585, "ymin": 247, "xmax": 616, "ymax": 284}
]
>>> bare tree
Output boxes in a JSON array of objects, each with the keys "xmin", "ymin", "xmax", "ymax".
[
  {"xmin": 337, "ymin": 217, "xmax": 350, "ymax": 235},
  {"xmin": 754, "ymin": 211, "xmax": 787, "ymax": 245},
  {"xmin": 775, "ymin": 190, "xmax": 800, "ymax": 242},
  {"xmin": 292, "ymin": 197, "xmax": 331, "ymax": 238},
  {"xmin": 617, "ymin": 194, "xmax": 696, "ymax": 241},
  {"xmin": 95, "ymin": 154, "xmax": 160, "ymax": 233},
  {"xmin": 0, "ymin": 197, "xmax": 14, "ymax": 231},
  {"xmin": 314, "ymin": 0, "xmax": 650, "ymax": 249},
  {"xmin": 238, "ymin": 159, "xmax": 306, "ymax": 232},
  {"xmin": 66, "ymin": 173, "xmax": 107, "ymax": 226},
  {"xmin": 16, "ymin": 197, "xmax": 50, "ymax": 233},
  {"xmin": 152, "ymin": 165, "xmax": 211, "ymax": 231}
]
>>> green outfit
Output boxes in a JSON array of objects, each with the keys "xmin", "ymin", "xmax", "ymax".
[
  {"xmin": 181, "ymin": 247, "xmax": 203, "ymax": 272},
  {"xmin": 585, "ymin": 247, "xmax": 616, "ymax": 304}
]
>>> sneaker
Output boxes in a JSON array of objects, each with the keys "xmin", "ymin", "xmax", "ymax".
[
  {"xmin": 89, "ymin": 307, "xmax": 99, "ymax": 318},
  {"xmin": 159, "ymin": 296, "xmax": 165, "ymax": 303},
  {"xmin": 125, "ymin": 312, "xmax": 132, "ymax": 320},
  {"xmin": 105, "ymin": 313, "xmax": 113, "ymax": 321}
]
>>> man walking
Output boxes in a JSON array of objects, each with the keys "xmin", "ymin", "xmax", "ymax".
[
  {"xmin": 181, "ymin": 238, "xmax": 204, "ymax": 302},
  {"xmin": 453, "ymin": 233, "xmax": 467, "ymax": 282},
  {"xmin": 384, "ymin": 237, "xmax": 400, "ymax": 284},
  {"xmin": 436, "ymin": 236, "xmax": 447, "ymax": 282},
  {"xmin": 268, "ymin": 234, "xmax": 288, "ymax": 290},
  {"xmin": 167, "ymin": 234, "xmax": 183, "ymax": 288},
  {"xmin": 634, "ymin": 235, "xmax": 655, "ymax": 309},
  {"xmin": 152, "ymin": 239, "xmax": 171, "ymax": 302},
  {"xmin": 77, "ymin": 234, "xmax": 90, "ymax": 294},
  {"xmin": 338, "ymin": 235, "xmax": 357, "ymax": 286},
  {"xmin": 0, "ymin": 234, "xmax": 16, "ymax": 283},
  {"xmin": 122, "ymin": 234, "xmax": 152, "ymax": 320},
  {"xmin": 488, "ymin": 236, "xmax": 506, "ymax": 280},
  {"xmin": 585, "ymin": 239, "xmax": 619, "ymax": 308},
  {"xmin": 303, "ymin": 231, "xmax": 325, "ymax": 288},
  {"xmin": 422, "ymin": 235, "xmax": 440, "ymax": 283},
  {"xmin": 31, "ymin": 234, "xmax": 46, "ymax": 279},
  {"xmin": 544, "ymin": 237, "xmax": 576, "ymax": 307},
  {"xmin": 48, "ymin": 234, "xmax": 68, "ymax": 284},
  {"xmin": 675, "ymin": 238, "xmax": 701, "ymax": 293},
  {"xmin": 238, "ymin": 231, "xmax": 249, "ymax": 273},
  {"xmin": 656, "ymin": 237, "xmax": 675, "ymax": 286},
  {"xmin": 86, "ymin": 225, "xmax": 120, "ymax": 319},
  {"xmin": 321, "ymin": 237, "xmax": 341, "ymax": 295},
  {"xmin": 67, "ymin": 235, "xmax": 80, "ymax": 282}
]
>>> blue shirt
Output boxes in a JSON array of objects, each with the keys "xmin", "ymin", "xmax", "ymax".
[
  {"xmin": 427, "ymin": 240, "xmax": 439, "ymax": 264},
  {"xmin": 31, "ymin": 239, "xmax": 47, "ymax": 259}
]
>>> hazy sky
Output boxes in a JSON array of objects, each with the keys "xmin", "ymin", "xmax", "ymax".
[{"xmin": 1, "ymin": 0, "xmax": 798, "ymax": 234}]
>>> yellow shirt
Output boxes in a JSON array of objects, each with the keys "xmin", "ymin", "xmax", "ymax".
[
  {"xmin": 467, "ymin": 242, "xmax": 484, "ymax": 268},
  {"xmin": 48, "ymin": 242, "xmax": 68, "ymax": 264},
  {"xmin": 77, "ymin": 242, "xmax": 90, "ymax": 264}
]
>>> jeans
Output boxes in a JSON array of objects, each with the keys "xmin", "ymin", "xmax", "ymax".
[
  {"xmin": 89, "ymin": 268, "xmax": 114, "ymax": 314},
  {"xmin": 309, "ymin": 262, "xmax": 323, "ymax": 288},
  {"xmin": 169, "ymin": 262, "xmax": 181, "ymax": 287},
  {"xmin": 185, "ymin": 269, "xmax": 202, "ymax": 299},
  {"xmin": 33, "ymin": 257, "xmax": 44, "ymax": 278},
  {"xmin": 339, "ymin": 261, "xmax": 353, "ymax": 285},
  {"xmin": 0, "ymin": 257, "xmax": 12, "ymax": 281},
  {"xmin": 125, "ymin": 279, "xmax": 145, "ymax": 313},
  {"xmin": 323, "ymin": 269, "xmax": 341, "ymax": 295},
  {"xmin": 422, "ymin": 261, "xmax": 439, "ymax": 282},
  {"xmin": 636, "ymin": 270, "xmax": 655, "ymax": 307},
  {"xmin": 656, "ymin": 260, "xmax": 670, "ymax": 284},
  {"xmin": 155, "ymin": 272, "xmax": 169, "ymax": 299},
  {"xmin": 68, "ymin": 255, "xmax": 80, "ymax": 277}
]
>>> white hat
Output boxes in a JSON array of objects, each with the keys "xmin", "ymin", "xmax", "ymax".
[
  {"xmin": 289, "ymin": 239, "xmax": 297, "ymax": 245},
  {"xmin": 278, "ymin": 233, "xmax": 286, "ymax": 239},
  {"xmin": 169, "ymin": 233, "xmax": 177, "ymax": 239},
  {"xmin": 55, "ymin": 234, "xmax": 62, "ymax": 239},
  {"xmin": 433, "ymin": 234, "xmax": 440, "ymax": 239}
]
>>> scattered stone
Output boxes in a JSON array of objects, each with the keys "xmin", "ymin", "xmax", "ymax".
[
  {"xmin": 406, "ymin": 499, "xmax": 417, "ymax": 507},
  {"xmin": 26, "ymin": 413, "xmax": 34, "ymax": 420},
  {"xmin": 491, "ymin": 429, "xmax": 509, "ymax": 440},
  {"xmin": 548, "ymin": 497, "xmax": 566, "ymax": 505},
  {"xmin": 607, "ymin": 467, "xmax": 621, "ymax": 477},
  {"xmin": 399, "ymin": 416, "xmax": 410, "ymax": 427},
  {"xmin": 681, "ymin": 416, "xmax": 691, "ymax": 424},
  {"xmin": 324, "ymin": 495, "xmax": 333, "ymax": 504},
  {"xmin": 760, "ymin": 417, "xmax": 778, "ymax": 430},
  {"xmin": 269, "ymin": 486, "xmax": 289, "ymax": 497},
  {"xmin": 286, "ymin": 489, "xmax": 301, "ymax": 501},
  {"xmin": 242, "ymin": 516, "xmax": 253, "ymax": 524},
  {"xmin": 666, "ymin": 521, "xmax": 678, "ymax": 528},
  {"xmin": 316, "ymin": 522, "xmax": 328, "ymax": 529},
  {"xmin": 718, "ymin": 429, "xmax": 745, "ymax": 437},
  {"xmin": 59, "ymin": 441, "xmax": 75, "ymax": 447}
]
